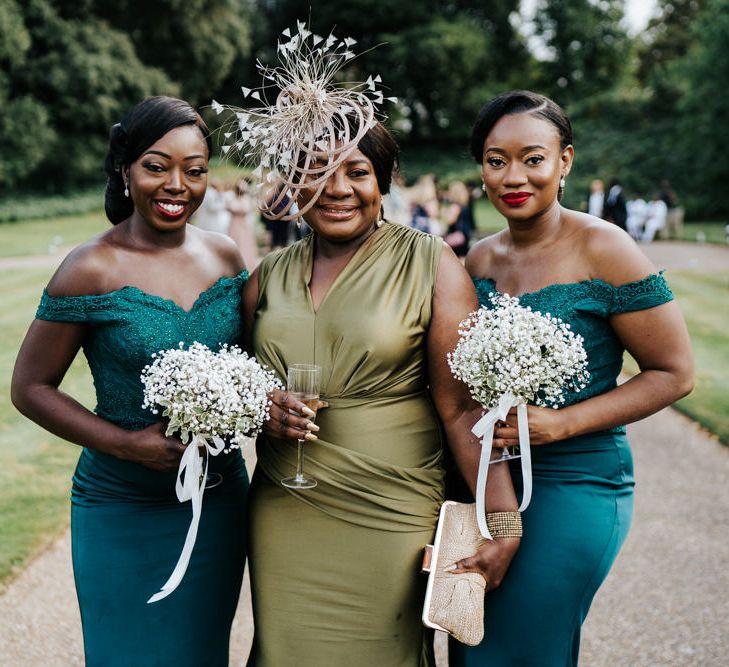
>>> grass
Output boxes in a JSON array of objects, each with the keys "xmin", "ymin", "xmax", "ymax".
[
  {"xmin": 623, "ymin": 270, "xmax": 729, "ymax": 444},
  {"xmin": 0, "ymin": 212, "xmax": 108, "ymax": 258},
  {"xmin": 0, "ymin": 188, "xmax": 103, "ymax": 223},
  {"xmin": 677, "ymin": 222, "xmax": 727, "ymax": 245},
  {"xmin": 0, "ymin": 266, "xmax": 95, "ymax": 584}
]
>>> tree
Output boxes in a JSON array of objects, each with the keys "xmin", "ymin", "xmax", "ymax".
[
  {"xmin": 87, "ymin": 0, "xmax": 251, "ymax": 105},
  {"xmin": 673, "ymin": 0, "xmax": 729, "ymax": 217},
  {"xmin": 636, "ymin": 0, "xmax": 704, "ymax": 91},
  {"xmin": 0, "ymin": 0, "xmax": 54, "ymax": 188},
  {"xmin": 1, "ymin": 0, "xmax": 178, "ymax": 190},
  {"xmin": 532, "ymin": 0, "xmax": 630, "ymax": 104}
]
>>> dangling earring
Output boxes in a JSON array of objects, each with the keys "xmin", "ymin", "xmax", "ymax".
[
  {"xmin": 296, "ymin": 217, "xmax": 302, "ymax": 229},
  {"xmin": 481, "ymin": 183, "xmax": 487, "ymax": 192},
  {"xmin": 559, "ymin": 177, "xmax": 566, "ymax": 189},
  {"xmin": 376, "ymin": 206, "xmax": 384, "ymax": 228},
  {"xmin": 124, "ymin": 183, "xmax": 129, "ymax": 198}
]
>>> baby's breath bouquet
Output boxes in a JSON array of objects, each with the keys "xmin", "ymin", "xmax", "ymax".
[
  {"xmin": 141, "ymin": 342, "xmax": 280, "ymax": 603},
  {"xmin": 447, "ymin": 294, "xmax": 589, "ymax": 539},
  {"xmin": 142, "ymin": 342, "xmax": 280, "ymax": 450}
]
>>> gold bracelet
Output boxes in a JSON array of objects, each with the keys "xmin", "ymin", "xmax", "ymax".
[{"xmin": 486, "ymin": 511, "xmax": 522, "ymax": 538}]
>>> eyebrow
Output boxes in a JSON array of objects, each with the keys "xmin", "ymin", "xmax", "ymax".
[
  {"xmin": 142, "ymin": 150, "xmax": 207, "ymax": 160},
  {"xmin": 485, "ymin": 144, "xmax": 548, "ymax": 154},
  {"xmin": 344, "ymin": 159, "xmax": 370, "ymax": 166}
]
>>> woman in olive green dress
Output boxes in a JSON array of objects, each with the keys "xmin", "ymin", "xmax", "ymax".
[{"xmin": 240, "ymin": 116, "xmax": 521, "ymax": 665}]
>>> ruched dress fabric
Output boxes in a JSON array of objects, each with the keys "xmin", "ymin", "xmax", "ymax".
[
  {"xmin": 35, "ymin": 271, "xmax": 249, "ymax": 667},
  {"xmin": 248, "ymin": 222, "xmax": 445, "ymax": 667},
  {"xmin": 450, "ymin": 273, "xmax": 674, "ymax": 667}
]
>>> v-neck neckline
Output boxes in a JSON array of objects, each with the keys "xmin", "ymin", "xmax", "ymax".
[{"xmin": 303, "ymin": 224, "xmax": 387, "ymax": 314}]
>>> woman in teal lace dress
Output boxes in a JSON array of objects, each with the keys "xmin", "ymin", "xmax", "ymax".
[
  {"xmin": 448, "ymin": 91, "xmax": 694, "ymax": 666},
  {"xmin": 11, "ymin": 97, "xmax": 249, "ymax": 666}
]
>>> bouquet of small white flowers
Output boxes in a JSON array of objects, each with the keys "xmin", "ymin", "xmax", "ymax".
[
  {"xmin": 447, "ymin": 294, "xmax": 590, "ymax": 539},
  {"xmin": 142, "ymin": 342, "xmax": 280, "ymax": 450},
  {"xmin": 448, "ymin": 294, "xmax": 589, "ymax": 410},
  {"xmin": 141, "ymin": 342, "xmax": 281, "ymax": 603}
]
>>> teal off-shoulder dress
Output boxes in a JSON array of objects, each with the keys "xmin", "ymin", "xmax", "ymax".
[
  {"xmin": 449, "ymin": 273, "xmax": 673, "ymax": 667},
  {"xmin": 35, "ymin": 271, "xmax": 249, "ymax": 667}
]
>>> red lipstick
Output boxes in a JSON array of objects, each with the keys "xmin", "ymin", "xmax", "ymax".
[
  {"xmin": 153, "ymin": 199, "xmax": 188, "ymax": 220},
  {"xmin": 501, "ymin": 192, "xmax": 532, "ymax": 207}
]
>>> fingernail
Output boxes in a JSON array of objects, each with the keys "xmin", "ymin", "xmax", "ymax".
[
  {"xmin": 302, "ymin": 406, "xmax": 316, "ymax": 418},
  {"xmin": 304, "ymin": 432, "xmax": 318, "ymax": 441},
  {"xmin": 444, "ymin": 564, "xmax": 458, "ymax": 572},
  {"xmin": 306, "ymin": 422, "xmax": 319, "ymax": 432}
]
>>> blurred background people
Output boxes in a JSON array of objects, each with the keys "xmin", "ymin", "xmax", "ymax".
[
  {"xmin": 604, "ymin": 179, "xmax": 628, "ymax": 230},
  {"xmin": 588, "ymin": 178, "xmax": 605, "ymax": 218},
  {"xmin": 227, "ymin": 178, "xmax": 261, "ymax": 270},
  {"xmin": 641, "ymin": 192, "xmax": 669, "ymax": 243},
  {"xmin": 626, "ymin": 195, "xmax": 647, "ymax": 240},
  {"xmin": 442, "ymin": 179, "xmax": 474, "ymax": 257}
]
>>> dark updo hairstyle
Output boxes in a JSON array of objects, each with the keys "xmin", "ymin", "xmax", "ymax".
[
  {"xmin": 104, "ymin": 96, "xmax": 213, "ymax": 224},
  {"xmin": 469, "ymin": 90, "xmax": 573, "ymax": 164}
]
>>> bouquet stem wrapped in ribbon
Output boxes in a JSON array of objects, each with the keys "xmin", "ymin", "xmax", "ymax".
[
  {"xmin": 448, "ymin": 294, "xmax": 590, "ymax": 540},
  {"xmin": 141, "ymin": 343, "xmax": 280, "ymax": 603}
]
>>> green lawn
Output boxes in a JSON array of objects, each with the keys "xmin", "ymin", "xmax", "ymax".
[
  {"xmin": 0, "ymin": 212, "xmax": 108, "ymax": 258},
  {"xmin": 623, "ymin": 270, "xmax": 729, "ymax": 443},
  {"xmin": 0, "ymin": 266, "xmax": 95, "ymax": 583}
]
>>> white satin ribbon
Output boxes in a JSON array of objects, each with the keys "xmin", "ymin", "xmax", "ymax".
[
  {"xmin": 147, "ymin": 434, "xmax": 226, "ymax": 604},
  {"xmin": 471, "ymin": 393, "xmax": 532, "ymax": 540}
]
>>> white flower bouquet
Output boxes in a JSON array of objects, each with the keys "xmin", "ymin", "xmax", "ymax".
[
  {"xmin": 448, "ymin": 294, "xmax": 589, "ymax": 410},
  {"xmin": 447, "ymin": 294, "xmax": 590, "ymax": 539},
  {"xmin": 142, "ymin": 342, "xmax": 280, "ymax": 450},
  {"xmin": 141, "ymin": 342, "xmax": 280, "ymax": 603}
]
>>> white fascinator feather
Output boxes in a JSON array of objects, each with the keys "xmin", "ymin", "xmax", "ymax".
[{"xmin": 212, "ymin": 21, "xmax": 397, "ymax": 220}]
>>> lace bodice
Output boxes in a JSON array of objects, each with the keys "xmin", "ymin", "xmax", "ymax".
[
  {"xmin": 473, "ymin": 273, "xmax": 673, "ymax": 414},
  {"xmin": 36, "ymin": 271, "xmax": 248, "ymax": 430}
]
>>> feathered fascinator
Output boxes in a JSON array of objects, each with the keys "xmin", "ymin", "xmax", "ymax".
[{"xmin": 212, "ymin": 21, "xmax": 396, "ymax": 220}]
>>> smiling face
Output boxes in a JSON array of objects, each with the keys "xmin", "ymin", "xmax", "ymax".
[
  {"xmin": 298, "ymin": 148, "xmax": 381, "ymax": 243},
  {"xmin": 125, "ymin": 125, "xmax": 209, "ymax": 232},
  {"xmin": 481, "ymin": 112, "xmax": 573, "ymax": 220}
]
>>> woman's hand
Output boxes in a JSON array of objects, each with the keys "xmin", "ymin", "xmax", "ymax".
[
  {"xmin": 263, "ymin": 388, "xmax": 325, "ymax": 441},
  {"xmin": 447, "ymin": 537, "xmax": 520, "ymax": 589},
  {"xmin": 493, "ymin": 405, "xmax": 569, "ymax": 447},
  {"xmin": 124, "ymin": 423, "xmax": 188, "ymax": 472}
]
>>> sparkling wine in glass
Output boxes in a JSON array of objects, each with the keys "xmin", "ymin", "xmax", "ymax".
[{"xmin": 281, "ymin": 364, "xmax": 321, "ymax": 489}]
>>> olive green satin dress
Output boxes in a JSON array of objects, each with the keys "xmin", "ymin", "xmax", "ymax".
[{"xmin": 248, "ymin": 222, "xmax": 445, "ymax": 667}]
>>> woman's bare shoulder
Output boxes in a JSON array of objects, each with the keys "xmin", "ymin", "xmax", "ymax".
[
  {"xmin": 45, "ymin": 229, "xmax": 123, "ymax": 297},
  {"xmin": 465, "ymin": 229, "xmax": 507, "ymax": 278},
  {"xmin": 571, "ymin": 211, "xmax": 657, "ymax": 285}
]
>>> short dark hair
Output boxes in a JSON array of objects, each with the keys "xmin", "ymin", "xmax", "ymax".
[
  {"xmin": 357, "ymin": 121, "xmax": 399, "ymax": 195},
  {"xmin": 470, "ymin": 90, "xmax": 573, "ymax": 164},
  {"xmin": 103, "ymin": 96, "xmax": 212, "ymax": 224}
]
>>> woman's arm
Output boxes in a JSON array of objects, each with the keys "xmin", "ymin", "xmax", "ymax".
[
  {"xmin": 427, "ymin": 245, "xmax": 519, "ymax": 586},
  {"xmin": 240, "ymin": 266, "xmax": 320, "ymax": 442},
  {"xmin": 11, "ymin": 255, "xmax": 185, "ymax": 472},
  {"xmin": 494, "ymin": 224, "xmax": 694, "ymax": 446}
]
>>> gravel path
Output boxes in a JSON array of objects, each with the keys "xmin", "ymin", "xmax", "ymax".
[{"xmin": 1, "ymin": 410, "xmax": 727, "ymax": 666}]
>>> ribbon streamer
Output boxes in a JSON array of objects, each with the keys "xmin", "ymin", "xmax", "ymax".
[
  {"xmin": 147, "ymin": 434, "xmax": 226, "ymax": 603},
  {"xmin": 471, "ymin": 393, "xmax": 532, "ymax": 540}
]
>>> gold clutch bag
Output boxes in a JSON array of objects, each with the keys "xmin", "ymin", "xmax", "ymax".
[{"xmin": 422, "ymin": 501, "xmax": 488, "ymax": 646}]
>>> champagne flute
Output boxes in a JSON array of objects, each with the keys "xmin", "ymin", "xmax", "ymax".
[{"xmin": 281, "ymin": 364, "xmax": 321, "ymax": 489}]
